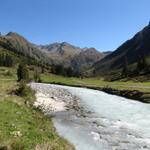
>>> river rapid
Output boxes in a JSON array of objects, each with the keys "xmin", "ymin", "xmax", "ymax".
[{"xmin": 31, "ymin": 83, "xmax": 150, "ymax": 150}]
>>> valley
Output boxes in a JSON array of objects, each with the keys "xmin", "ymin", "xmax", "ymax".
[
  {"xmin": 1, "ymin": 0, "xmax": 150, "ymax": 149},
  {"xmin": 0, "ymin": 20, "xmax": 150, "ymax": 150}
]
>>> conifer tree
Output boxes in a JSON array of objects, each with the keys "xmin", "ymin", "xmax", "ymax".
[
  {"xmin": 33, "ymin": 69, "xmax": 41, "ymax": 82},
  {"xmin": 17, "ymin": 63, "xmax": 29, "ymax": 81},
  {"xmin": 135, "ymin": 56, "xmax": 148, "ymax": 75},
  {"xmin": 122, "ymin": 57, "xmax": 129, "ymax": 77}
]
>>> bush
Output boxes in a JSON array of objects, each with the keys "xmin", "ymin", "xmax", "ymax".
[
  {"xmin": 0, "ymin": 146, "xmax": 8, "ymax": 150},
  {"xmin": 10, "ymin": 140, "xmax": 25, "ymax": 150},
  {"xmin": 16, "ymin": 82, "xmax": 33, "ymax": 98},
  {"xmin": 5, "ymin": 70, "xmax": 12, "ymax": 76}
]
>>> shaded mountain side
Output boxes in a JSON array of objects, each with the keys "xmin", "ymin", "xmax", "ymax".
[
  {"xmin": 103, "ymin": 51, "xmax": 112, "ymax": 56},
  {"xmin": 71, "ymin": 48, "xmax": 105, "ymax": 72},
  {"xmin": 93, "ymin": 22, "xmax": 150, "ymax": 75}
]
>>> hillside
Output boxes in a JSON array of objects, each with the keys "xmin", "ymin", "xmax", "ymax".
[
  {"xmin": 0, "ymin": 32, "xmax": 51, "ymax": 65},
  {"xmin": 93, "ymin": 23, "xmax": 150, "ymax": 77}
]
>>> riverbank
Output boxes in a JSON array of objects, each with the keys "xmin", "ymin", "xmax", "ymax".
[
  {"xmin": 40, "ymin": 73, "xmax": 150, "ymax": 103},
  {"xmin": 0, "ymin": 79, "xmax": 75, "ymax": 149},
  {"xmin": 31, "ymin": 83, "xmax": 81, "ymax": 116},
  {"xmin": 39, "ymin": 81, "xmax": 150, "ymax": 103}
]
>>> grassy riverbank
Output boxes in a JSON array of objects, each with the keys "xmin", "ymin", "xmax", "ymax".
[
  {"xmin": 0, "ymin": 68, "xmax": 74, "ymax": 150},
  {"xmin": 40, "ymin": 73, "xmax": 150, "ymax": 103},
  {"xmin": 40, "ymin": 73, "xmax": 150, "ymax": 92}
]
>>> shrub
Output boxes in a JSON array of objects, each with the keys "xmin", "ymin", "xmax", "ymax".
[
  {"xmin": 10, "ymin": 140, "xmax": 25, "ymax": 150},
  {"xmin": 0, "ymin": 146, "xmax": 8, "ymax": 150},
  {"xmin": 5, "ymin": 70, "xmax": 12, "ymax": 76},
  {"xmin": 16, "ymin": 82, "xmax": 33, "ymax": 98}
]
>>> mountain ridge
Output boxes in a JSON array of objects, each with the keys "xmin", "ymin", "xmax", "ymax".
[
  {"xmin": 0, "ymin": 32, "xmax": 108, "ymax": 72},
  {"xmin": 36, "ymin": 41, "xmax": 107, "ymax": 70},
  {"xmin": 93, "ymin": 22, "xmax": 150, "ymax": 76}
]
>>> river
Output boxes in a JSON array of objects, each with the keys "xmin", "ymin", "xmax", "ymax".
[
  {"xmin": 31, "ymin": 83, "xmax": 150, "ymax": 150},
  {"xmin": 51, "ymin": 84, "xmax": 150, "ymax": 150}
]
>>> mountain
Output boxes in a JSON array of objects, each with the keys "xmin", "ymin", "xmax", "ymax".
[
  {"xmin": 37, "ymin": 42, "xmax": 82, "ymax": 66},
  {"xmin": 0, "ymin": 32, "xmax": 51, "ymax": 64},
  {"xmin": 0, "ymin": 32, "xmax": 107, "ymax": 73},
  {"xmin": 103, "ymin": 51, "xmax": 112, "ymax": 56},
  {"xmin": 71, "ymin": 48, "xmax": 105, "ymax": 72},
  {"xmin": 93, "ymin": 22, "xmax": 150, "ymax": 75},
  {"xmin": 37, "ymin": 42, "xmax": 106, "ymax": 70}
]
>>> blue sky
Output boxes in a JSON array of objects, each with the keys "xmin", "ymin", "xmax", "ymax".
[{"xmin": 0, "ymin": 0, "xmax": 150, "ymax": 51}]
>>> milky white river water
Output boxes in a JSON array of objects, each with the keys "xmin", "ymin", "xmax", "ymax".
[{"xmin": 49, "ymin": 84, "xmax": 150, "ymax": 150}]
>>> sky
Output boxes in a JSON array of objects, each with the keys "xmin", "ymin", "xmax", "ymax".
[{"xmin": 0, "ymin": 0, "xmax": 150, "ymax": 51}]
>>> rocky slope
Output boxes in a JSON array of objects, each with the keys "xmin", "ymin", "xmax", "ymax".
[
  {"xmin": 37, "ymin": 42, "xmax": 83, "ymax": 66},
  {"xmin": 37, "ymin": 42, "xmax": 106, "ymax": 70}
]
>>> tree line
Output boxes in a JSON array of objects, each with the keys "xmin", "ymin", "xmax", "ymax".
[
  {"xmin": 51, "ymin": 65, "xmax": 81, "ymax": 77},
  {"xmin": 0, "ymin": 53, "xmax": 13, "ymax": 67}
]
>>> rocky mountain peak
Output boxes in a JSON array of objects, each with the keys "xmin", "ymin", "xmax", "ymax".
[
  {"xmin": 6, "ymin": 32, "xmax": 19, "ymax": 37},
  {"xmin": 61, "ymin": 42, "xmax": 70, "ymax": 46}
]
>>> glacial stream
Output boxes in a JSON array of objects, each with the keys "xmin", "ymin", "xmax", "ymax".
[
  {"xmin": 31, "ymin": 83, "xmax": 150, "ymax": 150},
  {"xmin": 51, "ymin": 84, "xmax": 150, "ymax": 150}
]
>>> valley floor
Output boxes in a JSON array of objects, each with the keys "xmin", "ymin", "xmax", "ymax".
[{"xmin": 0, "ymin": 66, "xmax": 150, "ymax": 149}]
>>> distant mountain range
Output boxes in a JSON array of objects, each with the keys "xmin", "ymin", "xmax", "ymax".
[
  {"xmin": 37, "ymin": 43, "xmax": 108, "ymax": 71},
  {"xmin": 0, "ymin": 33, "xmax": 108, "ymax": 72},
  {"xmin": 0, "ymin": 22, "xmax": 150, "ymax": 79}
]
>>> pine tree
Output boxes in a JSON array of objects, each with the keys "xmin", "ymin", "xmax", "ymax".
[
  {"xmin": 0, "ymin": 54, "xmax": 13, "ymax": 67},
  {"xmin": 66, "ymin": 67, "xmax": 73, "ymax": 77},
  {"xmin": 0, "ymin": 54, "xmax": 4, "ymax": 66},
  {"xmin": 135, "ymin": 56, "xmax": 148, "ymax": 75},
  {"xmin": 54, "ymin": 65, "xmax": 65, "ymax": 75},
  {"xmin": 122, "ymin": 57, "xmax": 129, "ymax": 77},
  {"xmin": 141, "ymin": 57, "xmax": 148, "ymax": 69},
  {"xmin": 17, "ymin": 63, "xmax": 29, "ymax": 82},
  {"xmin": 5, "ymin": 54, "xmax": 13, "ymax": 67},
  {"xmin": 41, "ymin": 66, "xmax": 45, "ymax": 73},
  {"xmin": 33, "ymin": 69, "xmax": 41, "ymax": 82}
]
